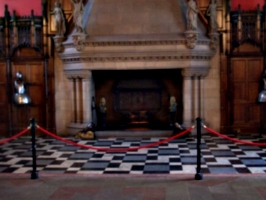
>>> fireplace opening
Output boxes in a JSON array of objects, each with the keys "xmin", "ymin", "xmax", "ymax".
[{"xmin": 93, "ymin": 69, "xmax": 183, "ymax": 130}]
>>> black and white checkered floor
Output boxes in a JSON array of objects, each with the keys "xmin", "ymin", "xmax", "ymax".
[{"xmin": 1, "ymin": 133, "xmax": 266, "ymax": 175}]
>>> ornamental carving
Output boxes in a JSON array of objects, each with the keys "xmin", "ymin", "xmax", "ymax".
[
  {"xmin": 72, "ymin": 33, "xmax": 87, "ymax": 51},
  {"xmin": 53, "ymin": 35, "xmax": 65, "ymax": 52},
  {"xmin": 184, "ymin": 31, "xmax": 198, "ymax": 49},
  {"xmin": 209, "ymin": 32, "xmax": 219, "ymax": 50}
]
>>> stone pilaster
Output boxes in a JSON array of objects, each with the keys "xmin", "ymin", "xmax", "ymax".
[
  {"xmin": 64, "ymin": 69, "xmax": 93, "ymax": 135},
  {"xmin": 182, "ymin": 68, "xmax": 209, "ymax": 131}
]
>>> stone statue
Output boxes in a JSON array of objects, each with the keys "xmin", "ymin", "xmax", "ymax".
[
  {"xmin": 169, "ymin": 96, "xmax": 177, "ymax": 127},
  {"xmin": 186, "ymin": 0, "xmax": 198, "ymax": 30},
  {"xmin": 169, "ymin": 96, "xmax": 177, "ymax": 112},
  {"xmin": 99, "ymin": 97, "xmax": 107, "ymax": 129},
  {"xmin": 99, "ymin": 97, "xmax": 107, "ymax": 113},
  {"xmin": 53, "ymin": 2, "xmax": 66, "ymax": 36},
  {"xmin": 71, "ymin": 0, "xmax": 84, "ymax": 33},
  {"xmin": 206, "ymin": 0, "xmax": 218, "ymax": 32},
  {"xmin": 14, "ymin": 72, "xmax": 31, "ymax": 105}
]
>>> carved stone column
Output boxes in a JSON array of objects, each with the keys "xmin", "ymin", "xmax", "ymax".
[
  {"xmin": 182, "ymin": 69, "xmax": 193, "ymax": 128},
  {"xmin": 65, "ymin": 70, "xmax": 93, "ymax": 135},
  {"xmin": 70, "ymin": 79, "xmax": 76, "ymax": 123},
  {"xmin": 82, "ymin": 75, "xmax": 93, "ymax": 124},
  {"xmin": 200, "ymin": 77, "xmax": 205, "ymax": 121},
  {"xmin": 182, "ymin": 68, "xmax": 209, "ymax": 131},
  {"xmin": 192, "ymin": 76, "xmax": 200, "ymax": 121}
]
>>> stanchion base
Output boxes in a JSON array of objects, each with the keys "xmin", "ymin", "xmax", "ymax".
[
  {"xmin": 31, "ymin": 172, "xmax": 39, "ymax": 180},
  {"xmin": 194, "ymin": 173, "xmax": 203, "ymax": 180}
]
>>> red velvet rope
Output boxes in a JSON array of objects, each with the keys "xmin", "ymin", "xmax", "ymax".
[
  {"xmin": 204, "ymin": 126, "xmax": 266, "ymax": 146},
  {"xmin": 0, "ymin": 127, "xmax": 30, "ymax": 145},
  {"xmin": 37, "ymin": 125, "xmax": 194, "ymax": 152}
]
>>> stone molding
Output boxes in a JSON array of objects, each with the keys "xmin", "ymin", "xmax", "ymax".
[
  {"xmin": 64, "ymin": 39, "xmax": 210, "ymax": 48},
  {"xmin": 64, "ymin": 69, "xmax": 92, "ymax": 79},
  {"xmin": 62, "ymin": 55, "xmax": 212, "ymax": 63}
]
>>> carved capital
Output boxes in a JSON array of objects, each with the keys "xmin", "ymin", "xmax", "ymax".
[
  {"xmin": 64, "ymin": 69, "xmax": 92, "ymax": 80},
  {"xmin": 72, "ymin": 33, "xmax": 87, "ymax": 51},
  {"xmin": 208, "ymin": 32, "xmax": 219, "ymax": 50},
  {"xmin": 53, "ymin": 35, "xmax": 65, "ymax": 52},
  {"xmin": 184, "ymin": 31, "xmax": 198, "ymax": 49},
  {"xmin": 182, "ymin": 67, "xmax": 209, "ymax": 78}
]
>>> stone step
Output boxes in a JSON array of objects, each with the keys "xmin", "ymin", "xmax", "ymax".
[{"xmin": 95, "ymin": 130, "xmax": 173, "ymax": 138}]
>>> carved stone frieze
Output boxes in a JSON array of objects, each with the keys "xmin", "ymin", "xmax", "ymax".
[
  {"xmin": 53, "ymin": 35, "xmax": 65, "ymax": 52},
  {"xmin": 72, "ymin": 33, "xmax": 87, "ymax": 51},
  {"xmin": 64, "ymin": 39, "xmax": 210, "ymax": 48},
  {"xmin": 62, "ymin": 55, "xmax": 212, "ymax": 63},
  {"xmin": 184, "ymin": 31, "xmax": 198, "ymax": 49}
]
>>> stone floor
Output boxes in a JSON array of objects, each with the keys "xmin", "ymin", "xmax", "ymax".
[
  {"xmin": 1, "ymin": 131, "xmax": 266, "ymax": 199},
  {"xmin": 1, "ymin": 132, "xmax": 266, "ymax": 175},
  {"xmin": 0, "ymin": 173, "xmax": 266, "ymax": 199}
]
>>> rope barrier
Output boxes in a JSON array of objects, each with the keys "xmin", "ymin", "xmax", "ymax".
[
  {"xmin": 37, "ymin": 125, "xmax": 194, "ymax": 152},
  {"xmin": 204, "ymin": 125, "xmax": 266, "ymax": 147},
  {"xmin": 0, "ymin": 127, "xmax": 30, "ymax": 145}
]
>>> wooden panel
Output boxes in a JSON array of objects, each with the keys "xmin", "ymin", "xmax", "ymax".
[
  {"xmin": 248, "ymin": 59, "xmax": 263, "ymax": 81},
  {"xmin": 0, "ymin": 62, "xmax": 8, "ymax": 135},
  {"xmin": 233, "ymin": 82, "xmax": 246, "ymax": 102},
  {"xmin": 248, "ymin": 82, "xmax": 260, "ymax": 102},
  {"xmin": 11, "ymin": 62, "xmax": 46, "ymax": 132},
  {"xmin": 230, "ymin": 57, "xmax": 263, "ymax": 134},
  {"xmin": 233, "ymin": 104, "xmax": 247, "ymax": 124},
  {"xmin": 248, "ymin": 104, "xmax": 260, "ymax": 123},
  {"xmin": 232, "ymin": 60, "xmax": 246, "ymax": 81}
]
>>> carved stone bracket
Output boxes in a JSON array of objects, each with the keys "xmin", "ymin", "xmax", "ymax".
[
  {"xmin": 208, "ymin": 32, "xmax": 219, "ymax": 50},
  {"xmin": 184, "ymin": 31, "xmax": 198, "ymax": 49},
  {"xmin": 72, "ymin": 33, "xmax": 87, "ymax": 51},
  {"xmin": 53, "ymin": 35, "xmax": 65, "ymax": 53}
]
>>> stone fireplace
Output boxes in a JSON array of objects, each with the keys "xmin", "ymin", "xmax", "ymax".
[
  {"xmin": 93, "ymin": 69, "xmax": 183, "ymax": 130},
  {"xmin": 55, "ymin": 0, "xmax": 219, "ymax": 135}
]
